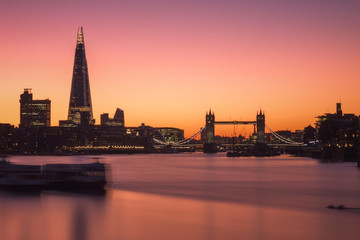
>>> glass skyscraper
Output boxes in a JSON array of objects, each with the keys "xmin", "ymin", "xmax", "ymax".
[{"xmin": 67, "ymin": 27, "xmax": 94, "ymax": 126}]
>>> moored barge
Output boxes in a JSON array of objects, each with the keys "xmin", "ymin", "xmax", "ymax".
[{"xmin": 0, "ymin": 156, "xmax": 107, "ymax": 190}]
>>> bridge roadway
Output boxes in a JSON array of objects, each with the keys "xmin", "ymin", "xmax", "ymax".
[
  {"xmin": 214, "ymin": 121, "xmax": 257, "ymax": 125},
  {"xmin": 154, "ymin": 143, "xmax": 303, "ymax": 148}
]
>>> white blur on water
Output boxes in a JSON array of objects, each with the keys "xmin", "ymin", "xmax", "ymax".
[{"xmin": 1, "ymin": 153, "xmax": 360, "ymax": 240}]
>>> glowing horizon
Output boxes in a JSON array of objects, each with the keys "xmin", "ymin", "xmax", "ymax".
[{"xmin": 1, "ymin": 0, "xmax": 360, "ymax": 137}]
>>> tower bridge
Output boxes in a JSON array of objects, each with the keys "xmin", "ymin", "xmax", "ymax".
[
  {"xmin": 152, "ymin": 109, "xmax": 302, "ymax": 153},
  {"xmin": 204, "ymin": 109, "xmax": 265, "ymax": 153},
  {"xmin": 214, "ymin": 121, "xmax": 257, "ymax": 125}
]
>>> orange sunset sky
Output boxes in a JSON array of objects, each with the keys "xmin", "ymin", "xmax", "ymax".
[{"xmin": 0, "ymin": 0, "xmax": 360, "ymax": 137}]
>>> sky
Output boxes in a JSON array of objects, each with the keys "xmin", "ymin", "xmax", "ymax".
[{"xmin": 0, "ymin": 0, "xmax": 360, "ymax": 137}]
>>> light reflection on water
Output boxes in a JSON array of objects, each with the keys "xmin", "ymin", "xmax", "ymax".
[{"xmin": 1, "ymin": 153, "xmax": 360, "ymax": 240}]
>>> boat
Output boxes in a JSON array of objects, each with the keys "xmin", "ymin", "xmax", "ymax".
[
  {"xmin": 0, "ymin": 155, "xmax": 107, "ymax": 190},
  {"xmin": 0, "ymin": 156, "xmax": 45, "ymax": 189}
]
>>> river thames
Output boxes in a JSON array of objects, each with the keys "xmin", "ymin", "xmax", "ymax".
[{"xmin": 1, "ymin": 153, "xmax": 360, "ymax": 240}]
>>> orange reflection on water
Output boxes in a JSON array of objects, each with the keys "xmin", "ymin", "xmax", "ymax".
[
  {"xmin": 1, "ymin": 189, "xmax": 360, "ymax": 240},
  {"xmin": 2, "ymin": 153, "xmax": 360, "ymax": 240}
]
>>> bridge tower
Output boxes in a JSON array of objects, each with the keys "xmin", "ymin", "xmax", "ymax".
[
  {"xmin": 256, "ymin": 109, "xmax": 265, "ymax": 143},
  {"xmin": 205, "ymin": 110, "xmax": 215, "ymax": 143},
  {"xmin": 204, "ymin": 110, "xmax": 217, "ymax": 153}
]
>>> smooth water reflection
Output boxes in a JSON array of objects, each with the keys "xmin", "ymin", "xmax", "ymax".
[{"xmin": 1, "ymin": 154, "xmax": 360, "ymax": 240}]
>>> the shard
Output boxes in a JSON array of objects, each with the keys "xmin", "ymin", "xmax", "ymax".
[{"xmin": 67, "ymin": 27, "xmax": 94, "ymax": 126}]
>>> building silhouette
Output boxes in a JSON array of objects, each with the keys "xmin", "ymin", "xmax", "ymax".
[
  {"xmin": 101, "ymin": 108, "xmax": 125, "ymax": 127},
  {"xmin": 155, "ymin": 127, "xmax": 184, "ymax": 143},
  {"xmin": 205, "ymin": 109, "xmax": 215, "ymax": 144},
  {"xmin": 19, "ymin": 89, "xmax": 50, "ymax": 128},
  {"xmin": 113, "ymin": 108, "xmax": 124, "ymax": 125},
  {"xmin": 203, "ymin": 110, "xmax": 217, "ymax": 153},
  {"xmin": 316, "ymin": 102, "xmax": 359, "ymax": 161},
  {"xmin": 64, "ymin": 27, "xmax": 94, "ymax": 126},
  {"xmin": 256, "ymin": 109, "xmax": 265, "ymax": 143}
]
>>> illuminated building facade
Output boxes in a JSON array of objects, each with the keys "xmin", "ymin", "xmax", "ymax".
[
  {"xmin": 101, "ymin": 108, "xmax": 125, "ymax": 127},
  {"xmin": 316, "ymin": 102, "xmax": 359, "ymax": 161},
  {"xmin": 156, "ymin": 127, "xmax": 184, "ymax": 143},
  {"xmin": 66, "ymin": 27, "xmax": 94, "ymax": 126},
  {"xmin": 19, "ymin": 89, "xmax": 50, "ymax": 128},
  {"xmin": 0, "ymin": 124, "xmax": 14, "ymax": 152}
]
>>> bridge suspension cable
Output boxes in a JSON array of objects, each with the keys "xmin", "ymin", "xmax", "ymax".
[
  {"xmin": 153, "ymin": 138, "xmax": 169, "ymax": 145},
  {"xmin": 153, "ymin": 127, "xmax": 205, "ymax": 146},
  {"xmin": 154, "ymin": 125, "xmax": 303, "ymax": 146},
  {"xmin": 265, "ymin": 125, "xmax": 303, "ymax": 145}
]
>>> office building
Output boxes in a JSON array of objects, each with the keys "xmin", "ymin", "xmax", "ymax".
[
  {"xmin": 101, "ymin": 108, "xmax": 125, "ymax": 127},
  {"xmin": 19, "ymin": 89, "xmax": 50, "ymax": 128},
  {"xmin": 156, "ymin": 127, "xmax": 184, "ymax": 143},
  {"xmin": 316, "ymin": 102, "xmax": 359, "ymax": 161}
]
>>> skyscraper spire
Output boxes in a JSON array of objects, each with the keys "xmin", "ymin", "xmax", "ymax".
[
  {"xmin": 77, "ymin": 27, "xmax": 84, "ymax": 44},
  {"xmin": 67, "ymin": 27, "xmax": 94, "ymax": 126}
]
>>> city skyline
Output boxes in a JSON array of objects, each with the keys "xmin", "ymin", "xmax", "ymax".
[{"xmin": 1, "ymin": 1, "xmax": 360, "ymax": 137}]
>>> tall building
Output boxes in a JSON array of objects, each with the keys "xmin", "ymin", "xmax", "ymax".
[
  {"xmin": 113, "ymin": 108, "xmax": 124, "ymax": 126},
  {"xmin": 101, "ymin": 108, "xmax": 125, "ymax": 126},
  {"xmin": 67, "ymin": 27, "xmax": 94, "ymax": 126},
  {"xmin": 19, "ymin": 89, "xmax": 50, "ymax": 128}
]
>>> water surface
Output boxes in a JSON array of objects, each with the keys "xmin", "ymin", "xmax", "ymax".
[{"xmin": 1, "ymin": 153, "xmax": 359, "ymax": 240}]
